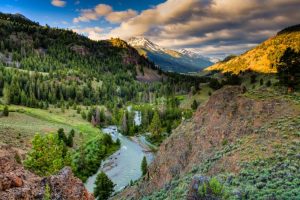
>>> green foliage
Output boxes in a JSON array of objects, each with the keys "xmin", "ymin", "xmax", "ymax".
[
  {"xmin": 198, "ymin": 177, "xmax": 224, "ymax": 198},
  {"xmin": 209, "ymin": 177, "xmax": 224, "ymax": 196},
  {"xmin": 24, "ymin": 133, "xmax": 68, "ymax": 176},
  {"xmin": 222, "ymin": 72, "xmax": 241, "ymax": 85},
  {"xmin": 66, "ymin": 129, "xmax": 75, "ymax": 147},
  {"xmin": 72, "ymin": 135, "xmax": 119, "ymax": 182},
  {"xmin": 3, "ymin": 105, "xmax": 9, "ymax": 116},
  {"xmin": 209, "ymin": 78, "xmax": 222, "ymax": 90},
  {"xmin": 141, "ymin": 156, "xmax": 148, "ymax": 176},
  {"xmin": 149, "ymin": 111, "xmax": 162, "ymax": 139},
  {"xmin": 250, "ymin": 74, "xmax": 257, "ymax": 84},
  {"xmin": 260, "ymin": 78, "xmax": 264, "ymax": 86},
  {"xmin": 44, "ymin": 184, "xmax": 51, "ymax": 200},
  {"xmin": 94, "ymin": 172, "xmax": 115, "ymax": 200},
  {"xmin": 277, "ymin": 47, "xmax": 300, "ymax": 92},
  {"xmin": 57, "ymin": 128, "xmax": 68, "ymax": 144},
  {"xmin": 191, "ymin": 100, "xmax": 199, "ymax": 110}
]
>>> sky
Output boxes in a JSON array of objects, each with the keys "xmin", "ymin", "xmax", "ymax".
[{"xmin": 1, "ymin": 0, "xmax": 300, "ymax": 59}]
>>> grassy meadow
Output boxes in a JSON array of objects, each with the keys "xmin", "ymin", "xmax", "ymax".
[{"xmin": 0, "ymin": 104, "xmax": 102, "ymax": 150}]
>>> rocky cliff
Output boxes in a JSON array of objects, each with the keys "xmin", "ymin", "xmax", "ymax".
[
  {"xmin": 115, "ymin": 86, "xmax": 300, "ymax": 199},
  {"xmin": 0, "ymin": 145, "xmax": 94, "ymax": 200}
]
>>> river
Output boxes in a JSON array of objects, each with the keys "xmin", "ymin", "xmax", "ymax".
[{"xmin": 85, "ymin": 110, "xmax": 154, "ymax": 193}]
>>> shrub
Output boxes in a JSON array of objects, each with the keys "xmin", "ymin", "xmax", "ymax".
[
  {"xmin": 3, "ymin": 105, "xmax": 9, "ymax": 116},
  {"xmin": 198, "ymin": 177, "xmax": 225, "ymax": 198},
  {"xmin": 24, "ymin": 133, "xmax": 68, "ymax": 176},
  {"xmin": 209, "ymin": 177, "xmax": 224, "ymax": 196}
]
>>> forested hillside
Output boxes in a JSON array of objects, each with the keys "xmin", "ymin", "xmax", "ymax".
[{"xmin": 0, "ymin": 13, "xmax": 208, "ymax": 110}]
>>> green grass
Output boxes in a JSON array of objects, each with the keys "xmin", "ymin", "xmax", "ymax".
[
  {"xmin": 0, "ymin": 105, "xmax": 102, "ymax": 149},
  {"xmin": 179, "ymin": 84, "xmax": 213, "ymax": 109}
]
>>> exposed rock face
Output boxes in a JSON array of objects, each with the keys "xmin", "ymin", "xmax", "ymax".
[
  {"xmin": 0, "ymin": 145, "xmax": 94, "ymax": 200},
  {"xmin": 115, "ymin": 86, "xmax": 296, "ymax": 199},
  {"xmin": 49, "ymin": 167, "xmax": 93, "ymax": 200}
]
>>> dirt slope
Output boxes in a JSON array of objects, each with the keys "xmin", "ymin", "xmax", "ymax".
[{"xmin": 115, "ymin": 86, "xmax": 300, "ymax": 199}]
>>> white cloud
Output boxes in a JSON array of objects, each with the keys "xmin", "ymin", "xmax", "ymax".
[
  {"xmin": 106, "ymin": 9, "xmax": 138, "ymax": 23},
  {"xmin": 73, "ymin": 4, "xmax": 137, "ymax": 24},
  {"xmin": 51, "ymin": 0, "xmax": 66, "ymax": 7},
  {"xmin": 72, "ymin": 27, "xmax": 104, "ymax": 41}
]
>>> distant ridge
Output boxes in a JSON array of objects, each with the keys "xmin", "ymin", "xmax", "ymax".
[
  {"xmin": 206, "ymin": 24, "xmax": 300, "ymax": 74},
  {"xmin": 277, "ymin": 24, "xmax": 300, "ymax": 35},
  {"xmin": 0, "ymin": 12, "xmax": 39, "ymax": 26}
]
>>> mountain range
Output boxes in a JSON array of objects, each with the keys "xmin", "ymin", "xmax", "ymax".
[{"xmin": 128, "ymin": 37, "xmax": 213, "ymax": 73}]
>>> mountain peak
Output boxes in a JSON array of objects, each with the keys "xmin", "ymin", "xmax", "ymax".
[{"xmin": 127, "ymin": 36, "xmax": 163, "ymax": 52}]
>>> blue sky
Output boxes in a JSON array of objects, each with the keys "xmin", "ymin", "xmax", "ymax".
[
  {"xmin": 0, "ymin": 0, "xmax": 165, "ymax": 28},
  {"xmin": 0, "ymin": 0, "xmax": 299, "ymax": 59}
]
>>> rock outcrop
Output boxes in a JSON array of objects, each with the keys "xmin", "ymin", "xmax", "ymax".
[{"xmin": 0, "ymin": 145, "xmax": 94, "ymax": 200}]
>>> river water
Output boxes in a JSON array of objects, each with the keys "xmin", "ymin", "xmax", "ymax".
[{"xmin": 85, "ymin": 110, "xmax": 154, "ymax": 193}]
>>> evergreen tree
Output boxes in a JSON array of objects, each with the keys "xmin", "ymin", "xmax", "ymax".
[
  {"xmin": 3, "ymin": 105, "xmax": 9, "ymax": 116},
  {"xmin": 24, "ymin": 133, "xmax": 65, "ymax": 176},
  {"xmin": 250, "ymin": 74, "xmax": 257, "ymax": 84},
  {"xmin": 266, "ymin": 80, "xmax": 272, "ymax": 87},
  {"xmin": 191, "ymin": 100, "xmax": 199, "ymax": 110},
  {"xmin": 149, "ymin": 111, "xmax": 162, "ymax": 138},
  {"xmin": 122, "ymin": 111, "xmax": 129, "ymax": 135},
  {"xmin": 81, "ymin": 111, "xmax": 87, "ymax": 120},
  {"xmin": 3, "ymin": 84, "xmax": 11, "ymax": 105},
  {"xmin": 260, "ymin": 78, "xmax": 264, "ymax": 86},
  {"xmin": 141, "ymin": 156, "xmax": 148, "ymax": 176},
  {"xmin": 94, "ymin": 172, "xmax": 115, "ymax": 200},
  {"xmin": 57, "ymin": 128, "xmax": 67, "ymax": 144},
  {"xmin": 66, "ymin": 129, "xmax": 75, "ymax": 147},
  {"xmin": 277, "ymin": 47, "xmax": 300, "ymax": 92}
]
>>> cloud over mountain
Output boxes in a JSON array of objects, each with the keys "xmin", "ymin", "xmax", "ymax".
[{"xmin": 73, "ymin": 0, "xmax": 300, "ymax": 58}]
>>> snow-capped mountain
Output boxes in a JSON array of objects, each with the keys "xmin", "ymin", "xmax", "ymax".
[
  {"xmin": 178, "ymin": 49, "xmax": 208, "ymax": 59},
  {"xmin": 178, "ymin": 48, "xmax": 218, "ymax": 63},
  {"xmin": 127, "ymin": 37, "xmax": 213, "ymax": 73},
  {"xmin": 128, "ymin": 37, "xmax": 164, "ymax": 52}
]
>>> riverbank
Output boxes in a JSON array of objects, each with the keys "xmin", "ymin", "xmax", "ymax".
[{"xmin": 85, "ymin": 126, "xmax": 154, "ymax": 193}]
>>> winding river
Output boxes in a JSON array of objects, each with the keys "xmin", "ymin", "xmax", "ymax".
[{"xmin": 85, "ymin": 110, "xmax": 154, "ymax": 193}]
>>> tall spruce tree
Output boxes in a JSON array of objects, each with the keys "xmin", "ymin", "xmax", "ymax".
[
  {"xmin": 94, "ymin": 172, "xmax": 115, "ymax": 200},
  {"xmin": 141, "ymin": 156, "xmax": 148, "ymax": 176},
  {"xmin": 149, "ymin": 110, "xmax": 162, "ymax": 138}
]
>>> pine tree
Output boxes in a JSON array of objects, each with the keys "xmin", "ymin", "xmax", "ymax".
[
  {"xmin": 3, "ymin": 84, "xmax": 11, "ymax": 105},
  {"xmin": 277, "ymin": 47, "xmax": 300, "ymax": 92},
  {"xmin": 24, "ymin": 133, "xmax": 65, "ymax": 176},
  {"xmin": 122, "ymin": 111, "xmax": 129, "ymax": 135},
  {"xmin": 141, "ymin": 156, "xmax": 148, "ymax": 176},
  {"xmin": 57, "ymin": 128, "xmax": 67, "ymax": 144},
  {"xmin": 94, "ymin": 172, "xmax": 115, "ymax": 200},
  {"xmin": 3, "ymin": 105, "xmax": 9, "ymax": 117},
  {"xmin": 191, "ymin": 100, "xmax": 199, "ymax": 110},
  {"xmin": 149, "ymin": 111, "xmax": 161, "ymax": 138},
  {"xmin": 66, "ymin": 129, "xmax": 75, "ymax": 147}
]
